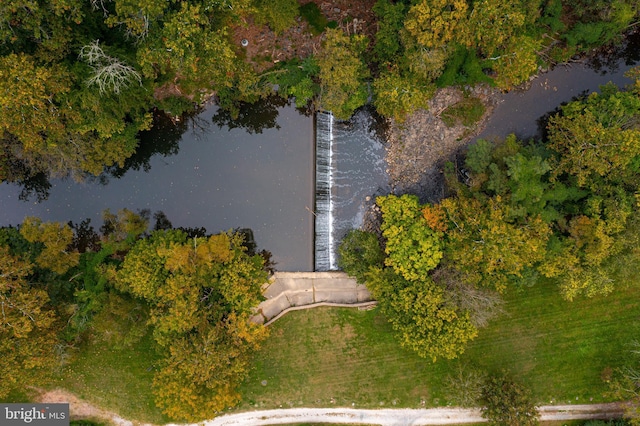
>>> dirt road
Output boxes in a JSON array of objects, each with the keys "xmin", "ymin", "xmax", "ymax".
[
  {"xmin": 38, "ymin": 389, "xmax": 625, "ymax": 425},
  {"xmin": 203, "ymin": 404, "xmax": 624, "ymax": 426}
]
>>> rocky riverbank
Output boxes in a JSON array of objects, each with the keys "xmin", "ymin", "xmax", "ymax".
[
  {"xmin": 384, "ymin": 84, "xmax": 501, "ymax": 203},
  {"xmin": 362, "ymin": 84, "xmax": 501, "ymax": 236}
]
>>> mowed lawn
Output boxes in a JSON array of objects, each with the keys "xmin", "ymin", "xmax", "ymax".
[
  {"xmin": 56, "ymin": 332, "xmax": 168, "ymax": 424},
  {"xmin": 237, "ymin": 272, "xmax": 640, "ymax": 411}
]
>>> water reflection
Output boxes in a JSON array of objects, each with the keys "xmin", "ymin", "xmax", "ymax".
[
  {"xmin": 211, "ymin": 96, "xmax": 288, "ymax": 134},
  {"xmin": 101, "ymin": 110, "xmax": 195, "ymax": 182},
  {"xmin": 585, "ymin": 29, "xmax": 640, "ymax": 75},
  {"xmin": 0, "ymin": 101, "xmax": 314, "ymax": 271},
  {"xmin": 17, "ymin": 172, "xmax": 52, "ymax": 202}
]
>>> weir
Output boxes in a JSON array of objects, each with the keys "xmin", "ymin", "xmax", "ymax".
[
  {"xmin": 314, "ymin": 112, "xmax": 335, "ymax": 271},
  {"xmin": 314, "ymin": 109, "xmax": 390, "ymax": 272}
]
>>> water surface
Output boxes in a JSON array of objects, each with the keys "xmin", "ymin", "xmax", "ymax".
[{"xmin": 0, "ymin": 102, "xmax": 315, "ymax": 271}]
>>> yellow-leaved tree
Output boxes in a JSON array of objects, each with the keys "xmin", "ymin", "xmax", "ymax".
[
  {"xmin": 20, "ymin": 217, "xmax": 80, "ymax": 274},
  {"xmin": 0, "ymin": 245, "xmax": 59, "ymax": 398},
  {"xmin": 115, "ymin": 229, "xmax": 268, "ymax": 422},
  {"xmin": 316, "ymin": 28, "xmax": 370, "ymax": 120},
  {"xmin": 404, "ymin": 0, "xmax": 469, "ymax": 50}
]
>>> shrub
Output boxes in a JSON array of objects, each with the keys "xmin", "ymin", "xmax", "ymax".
[
  {"xmin": 480, "ymin": 372, "xmax": 539, "ymax": 426},
  {"xmin": 441, "ymin": 96, "xmax": 485, "ymax": 127},
  {"xmin": 300, "ymin": 3, "xmax": 329, "ymax": 35},
  {"xmin": 253, "ymin": 0, "xmax": 299, "ymax": 34},
  {"xmin": 338, "ymin": 229, "xmax": 384, "ymax": 283}
]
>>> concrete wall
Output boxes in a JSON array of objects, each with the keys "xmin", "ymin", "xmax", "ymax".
[{"xmin": 250, "ymin": 272, "xmax": 374, "ymax": 325}]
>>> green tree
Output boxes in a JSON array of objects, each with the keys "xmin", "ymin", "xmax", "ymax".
[
  {"xmin": 547, "ymin": 84, "xmax": 640, "ymax": 187},
  {"xmin": 90, "ymin": 292, "xmax": 149, "ymax": 349},
  {"xmin": 378, "ymin": 194, "xmax": 444, "ymax": 282},
  {"xmin": 490, "ymin": 35, "xmax": 541, "ymax": 89},
  {"xmin": 366, "ymin": 267, "xmax": 477, "ymax": 361},
  {"xmin": 440, "ymin": 194, "xmax": 551, "ymax": 291},
  {"xmin": 402, "ymin": 44, "xmax": 450, "ymax": 82},
  {"xmin": 338, "ymin": 229, "xmax": 384, "ymax": 284},
  {"xmin": 563, "ymin": 0, "xmax": 637, "ymax": 48},
  {"xmin": 252, "ymin": 0, "xmax": 299, "ymax": 34},
  {"xmin": 316, "ymin": 28, "xmax": 370, "ymax": 119},
  {"xmin": 539, "ymin": 190, "xmax": 635, "ymax": 300},
  {"xmin": 372, "ymin": 0, "xmax": 406, "ymax": 64},
  {"xmin": 0, "ymin": 0, "xmax": 84, "ymax": 60},
  {"xmin": 373, "ymin": 67, "xmax": 434, "ymax": 122},
  {"xmin": 268, "ymin": 57, "xmax": 320, "ymax": 108},
  {"xmin": 480, "ymin": 372, "xmax": 539, "ymax": 426},
  {"xmin": 135, "ymin": 2, "xmax": 241, "ymax": 98}
]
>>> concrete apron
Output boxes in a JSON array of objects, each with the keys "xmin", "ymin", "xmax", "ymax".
[{"xmin": 250, "ymin": 272, "xmax": 374, "ymax": 325}]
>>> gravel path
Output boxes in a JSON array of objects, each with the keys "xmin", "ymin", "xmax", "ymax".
[
  {"xmin": 203, "ymin": 404, "xmax": 624, "ymax": 426},
  {"xmin": 39, "ymin": 389, "xmax": 626, "ymax": 425}
]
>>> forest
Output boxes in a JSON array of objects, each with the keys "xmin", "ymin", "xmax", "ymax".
[
  {"xmin": 1, "ymin": 0, "xmax": 638, "ymax": 183},
  {"xmin": 0, "ymin": 210, "xmax": 275, "ymax": 421},
  {"xmin": 2, "ymin": 0, "xmax": 640, "ymax": 423}
]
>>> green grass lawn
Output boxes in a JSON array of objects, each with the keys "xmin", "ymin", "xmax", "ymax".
[
  {"xmin": 56, "ymin": 332, "xmax": 168, "ymax": 424},
  {"xmin": 237, "ymin": 274, "xmax": 640, "ymax": 411}
]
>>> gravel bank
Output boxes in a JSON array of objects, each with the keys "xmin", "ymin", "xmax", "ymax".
[{"xmin": 385, "ymin": 85, "xmax": 501, "ymax": 203}]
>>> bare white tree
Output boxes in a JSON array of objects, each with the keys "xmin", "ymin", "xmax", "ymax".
[
  {"xmin": 89, "ymin": 0, "xmax": 112, "ymax": 17},
  {"xmin": 79, "ymin": 40, "xmax": 142, "ymax": 95},
  {"xmin": 124, "ymin": 11, "xmax": 150, "ymax": 42},
  {"xmin": 434, "ymin": 267, "xmax": 505, "ymax": 328},
  {"xmin": 443, "ymin": 364, "xmax": 487, "ymax": 407}
]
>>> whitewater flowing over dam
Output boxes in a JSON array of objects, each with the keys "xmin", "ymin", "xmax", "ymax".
[
  {"xmin": 314, "ymin": 111, "xmax": 335, "ymax": 271},
  {"xmin": 314, "ymin": 109, "xmax": 389, "ymax": 271}
]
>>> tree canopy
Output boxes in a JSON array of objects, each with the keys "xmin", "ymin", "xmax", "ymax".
[
  {"xmin": 0, "ymin": 211, "xmax": 270, "ymax": 422},
  {"xmin": 316, "ymin": 28, "xmax": 370, "ymax": 120},
  {"xmin": 0, "ymin": 244, "xmax": 59, "ymax": 399},
  {"xmin": 0, "ymin": 0, "xmax": 638, "ymax": 178},
  {"xmin": 341, "ymin": 77, "xmax": 640, "ymax": 361},
  {"xmin": 115, "ymin": 229, "xmax": 268, "ymax": 421}
]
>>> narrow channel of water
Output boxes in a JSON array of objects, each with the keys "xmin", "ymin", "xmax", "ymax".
[{"xmin": 477, "ymin": 31, "xmax": 640, "ymax": 142}]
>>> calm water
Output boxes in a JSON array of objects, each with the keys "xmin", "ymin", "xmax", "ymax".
[
  {"xmin": 477, "ymin": 31, "xmax": 640, "ymax": 141},
  {"xmin": 0, "ymin": 102, "xmax": 315, "ymax": 271}
]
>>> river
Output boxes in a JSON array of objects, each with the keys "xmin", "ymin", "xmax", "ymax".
[
  {"xmin": 477, "ymin": 31, "xmax": 640, "ymax": 141},
  {"xmin": 0, "ymin": 33, "xmax": 637, "ymax": 271}
]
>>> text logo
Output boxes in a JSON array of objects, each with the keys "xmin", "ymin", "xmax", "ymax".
[{"xmin": 1, "ymin": 404, "xmax": 69, "ymax": 426}]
